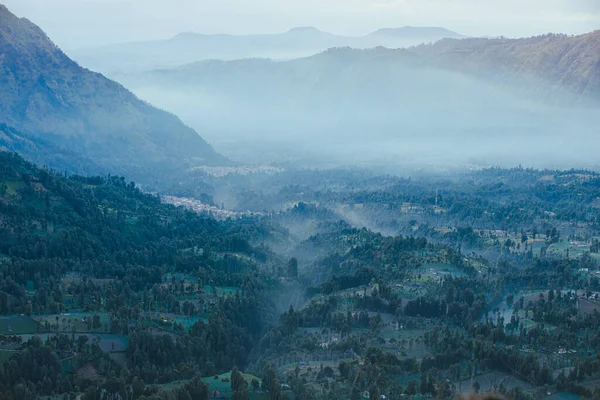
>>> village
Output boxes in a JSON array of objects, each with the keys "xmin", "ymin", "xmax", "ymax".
[{"xmin": 162, "ymin": 195, "xmax": 263, "ymax": 219}]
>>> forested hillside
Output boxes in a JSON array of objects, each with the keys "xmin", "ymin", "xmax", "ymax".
[
  {"xmin": 0, "ymin": 5, "xmax": 226, "ymax": 183},
  {"xmin": 2, "ymin": 2, "xmax": 600, "ymax": 398},
  {"xmin": 0, "ymin": 151, "xmax": 279, "ymax": 399},
  {"xmin": 3, "ymin": 150, "xmax": 600, "ymax": 399}
]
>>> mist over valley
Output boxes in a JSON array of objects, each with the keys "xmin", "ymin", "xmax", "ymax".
[
  {"xmin": 1, "ymin": 2, "xmax": 600, "ymax": 400},
  {"xmin": 112, "ymin": 34, "xmax": 600, "ymax": 171}
]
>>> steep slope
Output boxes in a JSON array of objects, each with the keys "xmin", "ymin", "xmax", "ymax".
[
  {"xmin": 0, "ymin": 123, "xmax": 102, "ymax": 175},
  {"xmin": 0, "ymin": 5, "xmax": 226, "ymax": 182},
  {"xmin": 414, "ymin": 32, "xmax": 600, "ymax": 101},
  {"xmin": 70, "ymin": 26, "xmax": 466, "ymax": 74},
  {"xmin": 0, "ymin": 151, "xmax": 281, "ymax": 399}
]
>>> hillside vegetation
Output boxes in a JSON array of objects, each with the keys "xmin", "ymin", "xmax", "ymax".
[{"xmin": 0, "ymin": 5, "xmax": 226, "ymax": 183}]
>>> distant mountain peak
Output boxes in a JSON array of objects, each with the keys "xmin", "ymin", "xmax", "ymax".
[
  {"xmin": 286, "ymin": 26, "xmax": 326, "ymax": 34},
  {"xmin": 173, "ymin": 31, "xmax": 197, "ymax": 37},
  {"xmin": 171, "ymin": 31, "xmax": 207, "ymax": 40},
  {"xmin": 171, "ymin": 26, "xmax": 328, "ymax": 40}
]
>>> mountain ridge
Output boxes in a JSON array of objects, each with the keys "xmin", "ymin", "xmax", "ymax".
[
  {"xmin": 126, "ymin": 25, "xmax": 462, "ymax": 46},
  {"xmin": 0, "ymin": 5, "xmax": 227, "ymax": 183},
  {"xmin": 368, "ymin": 26, "xmax": 467, "ymax": 38},
  {"xmin": 111, "ymin": 32, "xmax": 600, "ymax": 166},
  {"xmin": 413, "ymin": 31, "xmax": 600, "ymax": 100},
  {"xmin": 119, "ymin": 31, "xmax": 600, "ymax": 105},
  {"xmin": 70, "ymin": 25, "xmax": 466, "ymax": 73}
]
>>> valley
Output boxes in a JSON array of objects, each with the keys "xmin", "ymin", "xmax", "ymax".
[{"xmin": 0, "ymin": 2, "xmax": 600, "ymax": 400}]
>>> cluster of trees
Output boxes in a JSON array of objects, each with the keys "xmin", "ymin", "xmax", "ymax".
[
  {"xmin": 0, "ymin": 153, "xmax": 282, "ymax": 397},
  {"xmin": 0, "ymin": 335, "xmax": 120, "ymax": 399},
  {"xmin": 127, "ymin": 291, "xmax": 271, "ymax": 383},
  {"xmin": 520, "ymin": 289, "xmax": 578, "ymax": 325},
  {"xmin": 404, "ymin": 278, "xmax": 487, "ymax": 326}
]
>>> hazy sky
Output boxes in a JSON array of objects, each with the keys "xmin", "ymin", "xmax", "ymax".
[{"xmin": 4, "ymin": 0, "xmax": 599, "ymax": 49}]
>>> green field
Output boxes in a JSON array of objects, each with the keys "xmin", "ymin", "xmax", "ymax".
[
  {"xmin": 4, "ymin": 180, "xmax": 21, "ymax": 196},
  {"xmin": 0, "ymin": 315, "xmax": 39, "ymax": 334},
  {"xmin": 545, "ymin": 392, "xmax": 580, "ymax": 400},
  {"xmin": 382, "ymin": 328, "xmax": 426, "ymax": 340},
  {"xmin": 519, "ymin": 319, "xmax": 537, "ymax": 330},
  {"xmin": 204, "ymin": 285, "xmax": 242, "ymax": 296},
  {"xmin": 420, "ymin": 263, "xmax": 466, "ymax": 277},
  {"xmin": 529, "ymin": 239, "xmax": 594, "ymax": 259},
  {"xmin": 34, "ymin": 312, "xmax": 111, "ymax": 332}
]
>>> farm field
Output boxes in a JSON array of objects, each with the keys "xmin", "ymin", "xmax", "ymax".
[
  {"xmin": 419, "ymin": 263, "xmax": 466, "ymax": 277},
  {"xmin": 204, "ymin": 285, "xmax": 242, "ymax": 297},
  {"xmin": 544, "ymin": 393, "xmax": 580, "ymax": 400},
  {"xmin": 457, "ymin": 371, "xmax": 534, "ymax": 395},
  {"xmin": 480, "ymin": 229, "xmax": 598, "ymax": 261},
  {"xmin": 0, "ymin": 315, "xmax": 39, "ymax": 334},
  {"xmin": 578, "ymin": 298, "xmax": 600, "ymax": 315},
  {"xmin": 33, "ymin": 312, "xmax": 112, "ymax": 332}
]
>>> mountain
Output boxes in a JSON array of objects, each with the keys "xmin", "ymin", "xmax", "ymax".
[
  {"xmin": 69, "ymin": 26, "xmax": 466, "ymax": 74},
  {"xmin": 118, "ymin": 31, "xmax": 600, "ymax": 110},
  {"xmin": 0, "ymin": 5, "xmax": 226, "ymax": 183},
  {"xmin": 368, "ymin": 26, "xmax": 466, "ymax": 39},
  {"xmin": 366, "ymin": 26, "xmax": 466, "ymax": 48},
  {"xmin": 111, "ymin": 33, "xmax": 600, "ymax": 167},
  {"xmin": 413, "ymin": 32, "xmax": 600, "ymax": 99},
  {"xmin": 0, "ymin": 123, "xmax": 102, "ymax": 175}
]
